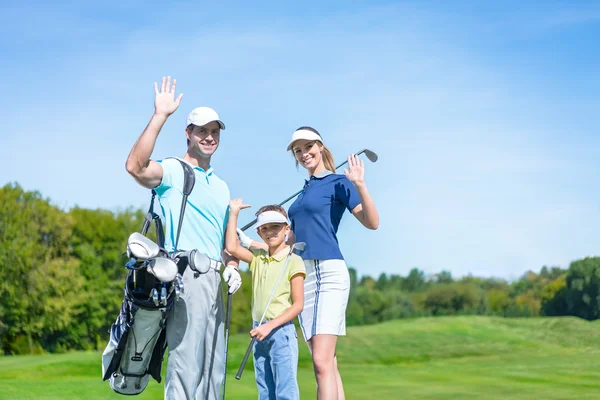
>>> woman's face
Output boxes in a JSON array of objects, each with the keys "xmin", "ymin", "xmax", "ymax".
[{"xmin": 292, "ymin": 139, "xmax": 322, "ymax": 171}]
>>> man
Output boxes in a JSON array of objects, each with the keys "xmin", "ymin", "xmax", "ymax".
[{"xmin": 125, "ymin": 76, "xmax": 241, "ymax": 399}]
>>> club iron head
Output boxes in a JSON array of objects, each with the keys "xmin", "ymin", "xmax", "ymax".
[
  {"xmin": 161, "ymin": 287, "xmax": 167, "ymax": 306},
  {"xmin": 362, "ymin": 149, "xmax": 378, "ymax": 162},
  {"xmin": 292, "ymin": 242, "xmax": 306, "ymax": 252}
]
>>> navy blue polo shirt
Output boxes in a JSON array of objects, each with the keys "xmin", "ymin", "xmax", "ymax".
[{"xmin": 288, "ymin": 171, "xmax": 361, "ymax": 260}]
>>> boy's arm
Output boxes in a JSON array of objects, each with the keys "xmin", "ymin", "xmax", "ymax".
[
  {"xmin": 250, "ymin": 272, "xmax": 305, "ymax": 341},
  {"xmin": 225, "ymin": 210, "xmax": 254, "ymax": 264}
]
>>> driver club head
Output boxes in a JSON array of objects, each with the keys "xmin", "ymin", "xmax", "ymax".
[
  {"xmin": 362, "ymin": 149, "xmax": 378, "ymax": 163},
  {"xmin": 292, "ymin": 242, "xmax": 306, "ymax": 252}
]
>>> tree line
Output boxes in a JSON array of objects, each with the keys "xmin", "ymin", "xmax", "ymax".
[{"xmin": 0, "ymin": 183, "xmax": 597, "ymax": 355}]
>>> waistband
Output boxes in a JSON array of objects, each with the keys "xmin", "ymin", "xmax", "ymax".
[
  {"xmin": 207, "ymin": 258, "xmax": 222, "ymax": 270},
  {"xmin": 253, "ymin": 320, "xmax": 293, "ymax": 327}
]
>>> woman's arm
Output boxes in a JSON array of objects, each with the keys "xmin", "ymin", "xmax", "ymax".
[
  {"xmin": 237, "ymin": 228, "xmax": 269, "ymax": 251},
  {"xmin": 345, "ymin": 154, "xmax": 379, "ymax": 230}
]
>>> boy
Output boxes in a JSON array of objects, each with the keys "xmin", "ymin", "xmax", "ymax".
[{"xmin": 225, "ymin": 198, "xmax": 305, "ymax": 400}]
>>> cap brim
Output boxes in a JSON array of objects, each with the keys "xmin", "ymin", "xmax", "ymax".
[
  {"xmin": 287, "ymin": 130, "xmax": 323, "ymax": 150},
  {"xmin": 255, "ymin": 211, "xmax": 289, "ymax": 228},
  {"xmin": 188, "ymin": 119, "xmax": 226, "ymax": 130}
]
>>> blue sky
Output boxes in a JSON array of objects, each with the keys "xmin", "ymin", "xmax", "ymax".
[{"xmin": 1, "ymin": 1, "xmax": 599, "ymax": 280}]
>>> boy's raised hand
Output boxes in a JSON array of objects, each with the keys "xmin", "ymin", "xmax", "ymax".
[{"xmin": 229, "ymin": 198, "xmax": 251, "ymax": 215}]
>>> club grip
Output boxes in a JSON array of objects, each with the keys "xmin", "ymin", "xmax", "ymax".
[{"xmin": 235, "ymin": 337, "xmax": 257, "ymax": 380}]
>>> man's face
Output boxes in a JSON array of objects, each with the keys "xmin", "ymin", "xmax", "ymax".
[{"xmin": 187, "ymin": 121, "xmax": 221, "ymax": 158}]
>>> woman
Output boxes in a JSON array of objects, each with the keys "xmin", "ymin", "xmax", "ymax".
[{"xmin": 287, "ymin": 126, "xmax": 379, "ymax": 399}]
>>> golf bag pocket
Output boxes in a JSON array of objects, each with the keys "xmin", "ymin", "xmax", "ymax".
[
  {"xmin": 102, "ymin": 267, "xmax": 182, "ymax": 395},
  {"xmin": 102, "ymin": 298, "xmax": 168, "ymax": 395}
]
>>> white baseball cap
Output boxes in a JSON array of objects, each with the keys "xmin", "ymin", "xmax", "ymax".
[
  {"xmin": 255, "ymin": 210, "xmax": 289, "ymax": 228},
  {"xmin": 287, "ymin": 129, "xmax": 323, "ymax": 151},
  {"xmin": 186, "ymin": 107, "xmax": 226, "ymax": 130}
]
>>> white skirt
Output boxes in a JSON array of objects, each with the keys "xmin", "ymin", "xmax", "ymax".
[{"xmin": 298, "ymin": 259, "xmax": 350, "ymax": 342}]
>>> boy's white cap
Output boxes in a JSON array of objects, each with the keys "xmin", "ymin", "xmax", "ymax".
[
  {"xmin": 256, "ymin": 211, "xmax": 289, "ymax": 228},
  {"xmin": 287, "ymin": 129, "xmax": 323, "ymax": 151},
  {"xmin": 186, "ymin": 107, "xmax": 226, "ymax": 129}
]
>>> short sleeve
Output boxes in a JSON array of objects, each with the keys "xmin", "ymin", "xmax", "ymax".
[
  {"xmin": 288, "ymin": 255, "xmax": 306, "ymax": 281},
  {"xmin": 335, "ymin": 176, "xmax": 361, "ymax": 212},
  {"xmin": 153, "ymin": 158, "xmax": 179, "ymax": 195}
]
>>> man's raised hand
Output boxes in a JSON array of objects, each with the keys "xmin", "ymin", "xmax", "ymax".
[{"xmin": 154, "ymin": 76, "xmax": 183, "ymax": 117}]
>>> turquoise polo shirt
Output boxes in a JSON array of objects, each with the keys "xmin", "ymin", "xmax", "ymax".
[
  {"xmin": 153, "ymin": 157, "xmax": 230, "ymax": 261},
  {"xmin": 288, "ymin": 171, "xmax": 360, "ymax": 261}
]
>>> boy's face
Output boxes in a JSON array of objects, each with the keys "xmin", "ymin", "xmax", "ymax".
[{"xmin": 257, "ymin": 222, "xmax": 290, "ymax": 247}]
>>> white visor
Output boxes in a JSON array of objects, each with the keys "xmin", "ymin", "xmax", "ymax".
[
  {"xmin": 287, "ymin": 129, "xmax": 323, "ymax": 151},
  {"xmin": 255, "ymin": 210, "xmax": 289, "ymax": 228}
]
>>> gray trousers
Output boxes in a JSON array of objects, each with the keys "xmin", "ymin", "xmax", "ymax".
[{"xmin": 165, "ymin": 267, "xmax": 224, "ymax": 400}]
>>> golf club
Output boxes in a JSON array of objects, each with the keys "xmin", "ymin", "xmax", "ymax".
[
  {"xmin": 222, "ymin": 292, "xmax": 233, "ymax": 400},
  {"xmin": 240, "ymin": 149, "xmax": 378, "ymax": 231},
  {"xmin": 235, "ymin": 242, "xmax": 307, "ymax": 380}
]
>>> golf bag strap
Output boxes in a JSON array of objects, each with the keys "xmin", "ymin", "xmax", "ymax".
[
  {"xmin": 172, "ymin": 158, "xmax": 196, "ymax": 250},
  {"xmin": 141, "ymin": 191, "xmax": 166, "ymax": 248},
  {"xmin": 140, "ymin": 158, "xmax": 195, "ymax": 250}
]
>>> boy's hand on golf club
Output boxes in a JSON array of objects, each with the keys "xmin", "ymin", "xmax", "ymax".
[
  {"xmin": 250, "ymin": 323, "xmax": 274, "ymax": 341},
  {"xmin": 229, "ymin": 198, "xmax": 251, "ymax": 215},
  {"xmin": 223, "ymin": 265, "xmax": 242, "ymax": 294},
  {"xmin": 154, "ymin": 76, "xmax": 183, "ymax": 117},
  {"xmin": 344, "ymin": 154, "xmax": 365, "ymax": 186}
]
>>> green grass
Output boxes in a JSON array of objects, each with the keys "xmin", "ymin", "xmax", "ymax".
[{"xmin": 2, "ymin": 316, "xmax": 600, "ymax": 399}]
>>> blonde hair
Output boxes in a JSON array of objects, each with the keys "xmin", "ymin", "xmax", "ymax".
[{"xmin": 292, "ymin": 126, "xmax": 336, "ymax": 173}]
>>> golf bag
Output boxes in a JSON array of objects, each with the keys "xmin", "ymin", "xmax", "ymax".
[{"xmin": 102, "ymin": 158, "xmax": 196, "ymax": 395}]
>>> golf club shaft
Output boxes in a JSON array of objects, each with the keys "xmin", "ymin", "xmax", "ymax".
[
  {"xmin": 240, "ymin": 148, "xmax": 373, "ymax": 231},
  {"xmin": 236, "ymin": 337, "xmax": 257, "ymax": 380},
  {"xmin": 235, "ymin": 247, "xmax": 296, "ymax": 379},
  {"xmin": 222, "ymin": 292, "xmax": 232, "ymax": 399}
]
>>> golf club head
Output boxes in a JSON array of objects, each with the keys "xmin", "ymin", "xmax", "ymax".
[
  {"xmin": 147, "ymin": 257, "xmax": 179, "ymax": 283},
  {"xmin": 127, "ymin": 232, "xmax": 160, "ymax": 260},
  {"xmin": 292, "ymin": 242, "xmax": 306, "ymax": 252},
  {"xmin": 361, "ymin": 149, "xmax": 378, "ymax": 162}
]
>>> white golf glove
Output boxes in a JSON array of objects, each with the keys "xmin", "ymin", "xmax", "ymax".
[
  {"xmin": 223, "ymin": 265, "xmax": 242, "ymax": 294},
  {"xmin": 237, "ymin": 228, "xmax": 253, "ymax": 249}
]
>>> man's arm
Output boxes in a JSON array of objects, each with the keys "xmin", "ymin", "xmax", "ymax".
[{"xmin": 125, "ymin": 76, "xmax": 183, "ymax": 189}]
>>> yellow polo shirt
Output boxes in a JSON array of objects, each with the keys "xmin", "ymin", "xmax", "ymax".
[{"xmin": 249, "ymin": 246, "xmax": 306, "ymax": 322}]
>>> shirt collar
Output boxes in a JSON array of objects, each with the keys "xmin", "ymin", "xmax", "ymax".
[
  {"xmin": 312, "ymin": 170, "xmax": 333, "ymax": 179},
  {"xmin": 305, "ymin": 170, "xmax": 333, "ymax": 187},
  {"xmin": 259, "ymin": 246, "xmax": 290, "ymax": 262},
  {"xmin": 176, "ymin": 157, "xmax": 214, "ymax": 175}
]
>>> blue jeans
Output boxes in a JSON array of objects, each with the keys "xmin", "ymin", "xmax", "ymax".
[{"xmin": 252, "ymin": 321, "xmax": 299, "ymax": 400}]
